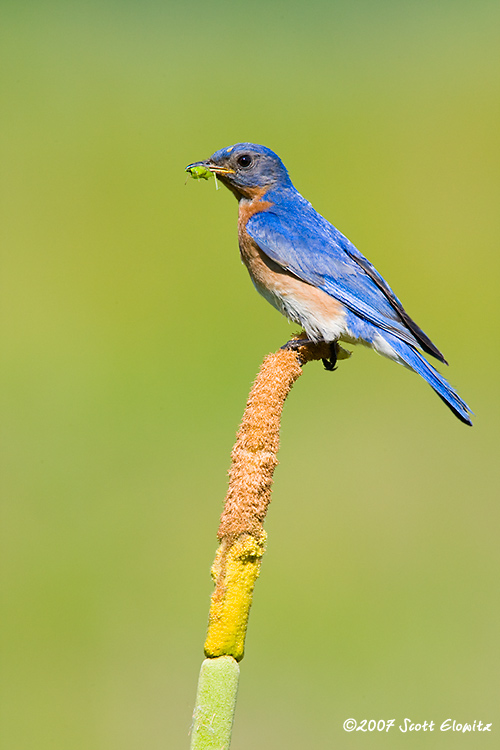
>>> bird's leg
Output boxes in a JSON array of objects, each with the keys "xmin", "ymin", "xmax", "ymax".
[{"xmin": 322, "ymin": 341, "xmax": 338, "ymax": 371}]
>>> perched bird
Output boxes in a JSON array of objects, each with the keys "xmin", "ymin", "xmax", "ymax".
[{"xmin": 186, "ymin": 143, "xmax": 472, "ymax": 425}]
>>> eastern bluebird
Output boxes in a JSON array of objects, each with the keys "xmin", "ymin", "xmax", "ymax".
[{"xmin": 186, "ymin": 143, "xmax": 472, "ymax": 425}]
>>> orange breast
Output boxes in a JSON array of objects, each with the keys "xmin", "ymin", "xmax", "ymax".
[
  {"xmin": 239, "ymin": 228, "xmax": 344, "ymax": 321},
  {"xmin": 237, "ymin": 194, "xmax": 345, "ymax": 340}
]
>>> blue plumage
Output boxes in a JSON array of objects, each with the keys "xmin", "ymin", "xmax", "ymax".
[
  {"xmin": 380, "ymin": 332, "xmax": 472, "ymax": 425},
  {"xmin": 185, "ymin": 143, "xmax": 472, "ymax": 425},
  {"xmin": 247, "ymin": 204, "xmax": 427, "ymax": 350}
]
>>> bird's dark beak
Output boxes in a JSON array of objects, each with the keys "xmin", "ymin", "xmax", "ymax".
[{"xmin": 185, "ymin": 159, "xmax": 235, "ymax": 176}]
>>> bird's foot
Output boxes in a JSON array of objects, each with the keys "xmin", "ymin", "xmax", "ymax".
[
  {"xmin": 280, "ymin": 336, "xmax": 314, "ymax": 351},
  {"xmin": 281, "ymin": 336, "xmax": 350, "ymax": 368}
]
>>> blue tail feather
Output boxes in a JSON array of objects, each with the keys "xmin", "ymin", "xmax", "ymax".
[{"xmin": 382, "ymin": 334, "xmax": 473, "ymax": 426}]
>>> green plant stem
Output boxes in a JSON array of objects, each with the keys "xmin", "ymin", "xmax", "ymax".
[{"xmin": 190, "ymin": 656, "xmax": 240, "ymax": 750}]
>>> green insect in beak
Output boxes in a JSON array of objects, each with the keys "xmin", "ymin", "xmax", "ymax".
[
  {"xmin": 185, "ymin": 163, "xmax": 219, "ymax": 190},
  {"xmin": 186, "ymin": 165, "xmax": 211, "ymax": 180}
]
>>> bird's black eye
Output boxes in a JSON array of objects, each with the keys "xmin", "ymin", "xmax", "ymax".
[{"xmin": 237, "ymin": 154, "xmax": 253, "ymax": 168}]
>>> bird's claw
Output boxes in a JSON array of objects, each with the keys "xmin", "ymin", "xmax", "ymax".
[{"xmin": 322, "ymin": 342, "xmax": 338, "ymax": 371}]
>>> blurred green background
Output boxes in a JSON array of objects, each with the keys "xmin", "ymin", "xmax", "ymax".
[{"xmin": 1, "ymin": 1, "xmax": 499, "ymax": 748}]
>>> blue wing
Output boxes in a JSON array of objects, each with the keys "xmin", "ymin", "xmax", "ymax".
[{"xmin": 246, "ymin": 195, "xmax": 446, "ymax": 363}]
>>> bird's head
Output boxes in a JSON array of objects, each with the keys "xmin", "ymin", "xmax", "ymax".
[{"xmin": 185, "ymin": 143, "xmax": 292, "ymax": 199}]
